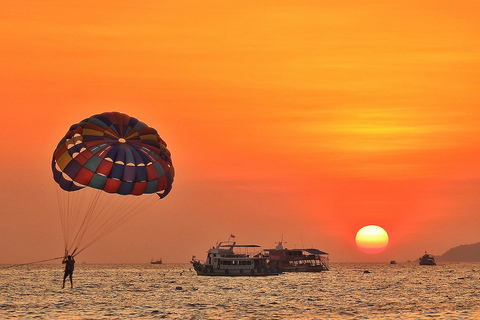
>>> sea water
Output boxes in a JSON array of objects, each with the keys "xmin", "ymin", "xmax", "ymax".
[{"xmin": 1, "ymin": 262, "xmax": 479, "ymax": 319}]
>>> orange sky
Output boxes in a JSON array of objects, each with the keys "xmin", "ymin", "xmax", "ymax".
[{"xmin": 1, "ymin": 1, "xmax": 480, "ymax": 263}]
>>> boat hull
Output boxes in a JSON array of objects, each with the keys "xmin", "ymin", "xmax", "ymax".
[
  {"xmin": 280, "ymin": 265, "xmax": 328, "ymax": 273},
  {"xmin": 191, "ymin": 261, "xmax": 280, "ymax": 277}
]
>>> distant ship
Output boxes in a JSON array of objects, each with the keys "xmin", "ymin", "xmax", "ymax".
[
  {"xmin": 150, "ymin": 258, "xmax": 163, "ymax": 265},
  {"xmin": 390, "ymin": 260, "xmax": 397, "ymax": 264},
  {"xmin": 419, "ymin": 252, "xmax": 436, "ymax": 265},
  {"xmin": 265, "ymin": 239, "xmax": 329, "ymax": 272},
  {"xmin": 191, "ymin": 240, "xmax": 281, "ymax": 276}
]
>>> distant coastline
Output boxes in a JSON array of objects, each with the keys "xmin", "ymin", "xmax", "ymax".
[{"xmin": 436, "ymin": 242, "xmax": 480, "ymax": 262}]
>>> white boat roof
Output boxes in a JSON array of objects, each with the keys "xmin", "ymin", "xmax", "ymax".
[
  {"xmin": 219, "ymin": 244, "xmax": 261, "ymax": 248},
  {"xmin": 265, "ymin": 247, "xmax": 328, "ymax": 255},
  {"xmin": 304, "ymin": 248, "xmax": 329, "ymax": 255}
]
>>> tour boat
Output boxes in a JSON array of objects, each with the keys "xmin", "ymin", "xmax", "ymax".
[
  {"xmin": 265, "ymin": 239, "xmax": 329, "ymax": 272},
  {"xmin": 419, "ymin": 252, "xmax": 436, "ymax": 265},
  {"xmin": 150, "ymin": 258, "xmax": 163, "ymax": 265},
  {"xmin": 191, "ymin": 241, "xmax": 281, "ymax": 276}
]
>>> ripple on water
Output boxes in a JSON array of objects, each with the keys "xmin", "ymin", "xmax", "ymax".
[{"xmin": 1, "ymin": 263, "xmax": 480, "ymax": 319}]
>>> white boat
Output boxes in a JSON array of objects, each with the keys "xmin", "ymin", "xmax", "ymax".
[{"xmin": 191, "ymin": 241, "xmax": 281, "ymax": 276}]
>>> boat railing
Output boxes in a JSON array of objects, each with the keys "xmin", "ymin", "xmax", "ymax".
[{"xmin": 320, "ymin": 260, "xmax": 329, "ymax": 270}]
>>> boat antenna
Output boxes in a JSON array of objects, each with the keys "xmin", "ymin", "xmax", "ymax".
[{"xmin": 276, "ymin": 235, "xmax": 285, "ymax": 245}]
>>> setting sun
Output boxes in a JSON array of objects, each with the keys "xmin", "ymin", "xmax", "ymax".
[{"xmin": 355, "ymin": 225, "xmax": 389, "ymax": 254}]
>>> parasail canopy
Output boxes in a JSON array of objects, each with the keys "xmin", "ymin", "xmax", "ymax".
[{"xmin": 52, "ymin": 111, "xmax": 174, "ymax": 198}]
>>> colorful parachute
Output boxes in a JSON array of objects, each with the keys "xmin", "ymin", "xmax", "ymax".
[
  {"xmin": 52, "ymin": 111, "xmax": 174, "ymax": 197},
  {"xmin": 52, "ymin": 112, "xmax": 174, "ymax": 256}
]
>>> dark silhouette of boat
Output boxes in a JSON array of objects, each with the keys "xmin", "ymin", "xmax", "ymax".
[
  {"xmin": 265, "ymin": 239, "xmax": 329, "ymax": 272},
  {"xmin": 150, "ymin": 258, "xmax": 163, "ymax": 265},
  {"xmin": 419, "ymin": 252, "xmax": 436, "ymax": 265}
]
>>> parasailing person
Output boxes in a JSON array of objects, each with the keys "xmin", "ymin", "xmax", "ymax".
[
  {"xmin": 52, "ymin": 111, "xmax": 174, "ymax": 281},
  {"xmin": 62, "ymin": 255, "xmax": 75, "ymax": 288}
]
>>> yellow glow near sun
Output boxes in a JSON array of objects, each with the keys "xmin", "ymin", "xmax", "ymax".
[
  {"xmin": 299, "ymin": 108, "xmax": 449, "ymax": 155},
  {"xmin": 355, "ymin": 225, "xmax": 389, "ymax": 254}
]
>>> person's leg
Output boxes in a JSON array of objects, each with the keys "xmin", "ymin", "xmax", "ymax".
[
  {"xmin": 62, "ymin": 273, "xmax": 67, "ymax": 288},
  {"xmin": 69, "ymin": 272, "xmax": 73, "ymax": 288}
]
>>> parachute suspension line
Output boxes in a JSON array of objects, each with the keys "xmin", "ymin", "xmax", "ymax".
[
  {"xmin": 72, "ymin": 192, "xmax": 117, "ymax": 254},
  {"xmin": 70, "ymin": 187, "xmax": 89, "ymax": 249},
  {"xmin": 73, "ymin": 193, "xmax": 160, "ymax": 256},
  {"xmin": 0, "ymin": 256, "xmax": 65, "ymax": 269},
  {"xmin": 74, "ymin": 194, "xmax": 145, "ymax": 256},
  {"xmin": 95, "ymin": 194, "xmax": 157, "ymax": 235},
  {"xmin": 65, "ymin": 188, "xmax": 82, "ymax": 253},
  {"xmin": 80, "ymin": 195, "xmax": 128, "ymax": 248},
  {"xmin": 57, "ymin": 188, "xmax": 164, "ymax": 257},
  {"xmin": 56, "ymin": 187, "xmax": 68, "ymax": 250},
  {"xmin": 68, "ymin": 189, "xmax": 103, "ymax": 255},
  {"xmin": 57, "ymin": 186, "xmax": 91, "ymax": 254}
]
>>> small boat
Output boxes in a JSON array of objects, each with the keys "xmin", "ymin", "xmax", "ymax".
[
  {"xmin": 419, "ymin": 252, "xmax": 436, "ymax": 265},
  {"xmin": 191, "ymin": 240, "xmax": 281, "ymax": 276},
  {"xmin": 150, "ymin": 258, "xmax": 163, "ymax": 265},
  {"xmin": 390, "ymin": 260, "xmax": 397, "ymax": 264},
  {"xmin": 265, "ymin": 239, "xmax": 329, "ymax": 272}
]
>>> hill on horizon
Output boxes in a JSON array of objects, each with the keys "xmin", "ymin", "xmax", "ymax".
[{"xmin": 437, "ymin": 242, "xmax": 480, "ymax": 262}]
